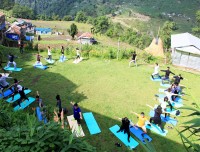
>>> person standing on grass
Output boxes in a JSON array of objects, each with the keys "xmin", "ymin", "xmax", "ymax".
[
  {"xmin": 36, "ymin": 91, "xmax": 44, "ymax": 108},
  {"xmin": 129, "ymin": 51, "xmax": 137, "ymax": 67},
  {"xmin": 76, "ymin": 48, "xmax": 81, "ymax": 60},
  {"xmin": 161, "ymin": 67, "xmax": 175, "ymax": 84},
  {"xmin": 9, "ymin": 79, "xmax": 23, "ymax": 101},
  {"xmin": 70, "ymin": 102, "xmax": 82, "ymax": 125},
  {"xmin": 19, "ymin": 40, "xmax": 24, "ymax": 54},
  {"xmin": 61, "ymin": 46, "xmax": 65, "ymax": 61},
  {"xmin": 56, "ymin": 95, "xmax": 62, "ymax": 113},
  {"xmin": 6, "ymin": 53, "xmax": 17, "ymax": 69},
  {"xmin": 131, "ymin": 111, "xmax": 151, "ymax": 136},
  {"xmin": 47, "ymin": 46, "xmax": 52, "ymax": 61},
  {"xmin": 116, "ymin": 117, "xmax": 131, "ymax": 142},
  {"xmin": 151, "ymin": 63, "xmax": 161, "ymax": 79}
]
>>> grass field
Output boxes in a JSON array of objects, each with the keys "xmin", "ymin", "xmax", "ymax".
[{"xmin": 1, "ymin": 47, "xmax": 200, "ymax": 152}]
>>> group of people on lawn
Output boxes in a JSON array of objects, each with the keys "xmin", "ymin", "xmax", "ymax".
[{"xmin": 118, "ymin": 62, "xmax": 184, "ymax": 142}]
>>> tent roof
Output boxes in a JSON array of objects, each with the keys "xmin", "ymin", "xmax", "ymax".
[
  {"xmin": 171, "ymin": 33, "xmax": 200, "ymax": 49},
  {"xmin": 176, "ymin": 46, "xmax": 200, "ymax": 55}
]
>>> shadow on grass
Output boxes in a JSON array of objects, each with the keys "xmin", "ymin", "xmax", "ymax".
[{"xmin": 0, "ymin": 49, "xmax": 186, "ymax": 152}]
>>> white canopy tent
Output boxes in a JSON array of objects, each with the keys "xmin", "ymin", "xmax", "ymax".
[{"xmin": 171, "ymin": 33, "xmax": 200, "ymax": 71}]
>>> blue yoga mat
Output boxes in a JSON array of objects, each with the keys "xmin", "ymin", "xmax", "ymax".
[
  {"xmin": 6, "ymin": 89, "xmax": 31, "ymax": 103},
  {"xmin": 14, "ymin": 97, "xmax": 35, "ymax": 111},
  {"xmin": 83, "ymin": 112, "xmax": 101, "ymax": 135},
  {"xmin": 149, "ymin": 110, "xmax": 177, "ymax": 126},
  {"xmin": 166, "ymin": 108, "xmax": 180, "ymax": 116},
  {"xmin": 0, "ymin": 89, "xmax": 13, "ymax": 99},
  {"xmin": 145, "ymin": 123, "xmax": 168, "ymax": 136},
  {"xmin": 150, "ymin": 77, "xmax": 161, "ymax": 82},
  {"xmin": 4, "ymin": 67, "xmax": 22, "ymax": 72},
  {"xmin": 34, "ymin": 65, "xmax": 48, "ymax": 70},
  {"xmin": 160, "ymin": 83, "xmax": 171, "ymax": 88},
  {"xmin": 36, "ymin": 107, "xmax": 47, "ymax": 124},
  {"xmin": 109, "ymin": 125, "xmax": 139, "ymax": 149},
  {"xmin": 158, "ymin": 97, "xmax": 183, "ymax": 108},
  {"xmin": 129, "ymin": 126, "xmax": 152, "ymax": 144},
  {"xmin": 45, "ymin": 59, "xmax": 55, "ymax": 64}
]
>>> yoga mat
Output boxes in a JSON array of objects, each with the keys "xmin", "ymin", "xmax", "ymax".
[
  {"xmin": 14, "ymin": 97, "xmax": 35, "ymax": 111},
  {"xmin": 73, "ymin": 57, "xmax": 83, "ymax": 64},
  {"xmin": 6, "ymin": 89, "xmax": 31, "ymax": 103},
  {"xmin": 150, "ymin": 77, "xmax": 161, "ymax": 82},
  {"xmin": 160, "ymin": 83, "xmax": 171, "ymax": 88},
  {"xmin": 67, "ymin": 115, "xmax": 85, "ymax": 137},
  {"xmin": 36, "ymin": 107, "xmax": 47, "ymax": 124},
  {"xmin": 45, "ymin": 58, "xmax": 55, "ymax": 64},
  {"xmin": 145, "ymin": 122, "xmax": 168, "ymax": 136},
  {"xmin": 4, "ymin": 67, "xmax": 22, "ymax": 72},
  {"xmin": 166, "ymin": 108, "xmax": 180, "ymax": 116},
  {"xmin": 109, "ymin": 125, "xmax": 139, "ymax": 149},
  {"xmin": 83, "ymin": 112, "xmax": 101, "ymax": 135},
  {"xmin": 0, "ymin": 88, "xmax": 13, "ymax": 99},
  {"xmin": 34, "ymin": 65, "xmax": 48, "ymax": 70},
  {"xmin": 129, "ymin": 126, "xmax": 152, "ymax": 144},
  {"xmin": 149, "ymin": 110, "xmax": 177, "ymax": 126}
]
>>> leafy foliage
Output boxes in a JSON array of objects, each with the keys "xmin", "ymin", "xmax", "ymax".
[
  {"xmin": 192, "ymin": 10, "xmax": 200, "ymax": 37},
  {"xmin": 12, "ymin": 4, "xmax": 34, "ymax": 19},
  {"xmin": 177, "ymin": 90, "xmax": 200, "ymax": 152},
  {"xmin": 0, "ymin": 100, "xmax": 96, "ymax": 152},
  {"xmin": 67, "ymin": 23, "xmax": 78, "ymax": 40}
]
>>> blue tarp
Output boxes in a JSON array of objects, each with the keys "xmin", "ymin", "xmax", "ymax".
[
  {"xmin": 6, "ymin": 33, "xmax": 20, "ymax": 41},
  {"xmin": 35, "ymin": 27, "xmax": 52, "ymax": 33},
  {"xmin": 0, "ymin": 22, "xmax": 6, "ymax": 30},
  {"xmin": 25, "ymin": 36, "xmax": 34, "ymax": 41}
]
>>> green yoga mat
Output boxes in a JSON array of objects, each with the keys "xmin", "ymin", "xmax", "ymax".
[
  {"xmin": 6, "ymin": 90, "xmax": 31, "ymax": 103},
  {"xmin": 14, "ymin": 97, "xmax": 35, "ymax": 111}
]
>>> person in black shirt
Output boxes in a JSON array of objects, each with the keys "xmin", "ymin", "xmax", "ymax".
[
  {"xmin": 6, "ymin": 53, "xmax": 17, "ymax": 69},
  {"xmin": 129, "ymin": 51, "xmax": 137, "ymax": 67},
  {"xmin": 56, "ymin": 95, "xmax": 62, "ymax": 113},
  {"xmin": 161, "ymin": 67, "xmax": 175, "ymax": 84},
  {"xmin": 149, "ymin": 105, "xmax": 165, "ymax": 132},
  {"xmin": 20, "ymin": 40, "xmax": 24, "ymax": 54},
  {"xmin": 117, "ymin": 117, "xmax": 131, "ymax": 142},
  {"xmin": 60, "ymin": 46, "xmax": 65, "ymax": 61},
  {"xmin": 173, "ymin": 74, "xmax": 184, "ymax": 85}
]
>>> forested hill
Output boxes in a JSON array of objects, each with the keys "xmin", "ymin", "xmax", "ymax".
[{"xmin": 14, "ymin": 0, "xmax": 121, "ymax": 17}]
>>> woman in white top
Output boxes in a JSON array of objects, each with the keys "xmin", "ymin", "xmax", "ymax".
[
  {"xmin": 151, "ymin": 63, "xmax": 161, "ymax": 79},
  {"xmin": 76, "ymin": 48, "xmax": 80, "ymax": 59},
  {"xmin": 47, "ymin": 46, "xmax": 52, "ymax": 60}
]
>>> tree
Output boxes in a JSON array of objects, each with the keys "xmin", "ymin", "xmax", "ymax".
[
  {"xmin": 92, "ymin": 16, "xmax": 110, "ymax": 34},
  {"xmin": 68, "ymin": 23, "xmax": 78, "ymax": 40},
  {"xmin": 160, "ymin": 21, "xmax": 177, "ymax": 50},
  {"xmin": 12, "ymin": 4, "xmax": 34, "ymax": 19},
  {"xmin": 63, "ymin": 15, "xmax": 73, "ymax": 21},
  {"xmin": 192, "ymin": 10, "xmax": 200, "ymax": 37},
  {"xmin": 75, "ymin": 11, "xmax": 88, "ymax": 23}
]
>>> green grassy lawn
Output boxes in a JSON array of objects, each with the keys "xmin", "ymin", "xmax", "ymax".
[{"xmin": 1, "ymin": 47, "xmax": 200, "ymax": 152}]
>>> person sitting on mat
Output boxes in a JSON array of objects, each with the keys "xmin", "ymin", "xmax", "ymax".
[
  {"xmin": 0, "ymin": 74, "xmax": 13, "ymax": 97},
  {"xmin": 151, "ymin": 63, "xmax": 161, "ymax": 79},
  {"xmin": 129, "ymin": 51, "xmax": 137, "ymax": 67},
  {"xmin": 161, "ymin": 67, "xmax": 175, "ymax": 84},
  {"xmin": 70, "ymin": 101, "xmax": 82, "ymax": 125},
  {"xmin": 164, "ymin": 88, "xmax": 181, "ymax": 102},
  {"xmin": 17, "ymin": 84, "xmax": 29, "ymax": 108},
  {"xmin": 56, "ymin": 95, "xmax": 62, "ymax": 113},
  {"xmin": 130, "ymin": 111, "xmax": 151, "ymax": 136},
  {"xmin": 6, "ymin": 53, "xmax": 17, "ymax": 69},
  {"xmin": 146, "ymin": 104, "xmax": 165, "ymax": 133},
  {"xmin": 36, "ymin": 91, "xmax": 44, "ymax": 108},
  {"xmin": 173, "ymin": 74, "xmax": 185, "ymax": 85},
  {"xmin": 47, "ymin": 46, "xmax": 52, "ymax": 61},
  {"xmin": 116, "ymin": 117, "xmax": 133, "ymax": 142}
]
